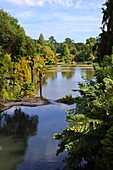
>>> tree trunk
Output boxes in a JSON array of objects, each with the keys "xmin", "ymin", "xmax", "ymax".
[
  {"xmin": 31, "ymin": 67, "xmax": 34, "ymax": 83},
  {"xmin": 39, "ymin": 72, "xmax": 42, "ymax": 98},
  {"xmin": 30, "ymin": 60, "xmax": 34, "ymax": 83}
]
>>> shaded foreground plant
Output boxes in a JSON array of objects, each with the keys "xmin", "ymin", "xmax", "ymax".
[{"xmin": 54, "ymin": 65, "xmax": 113, "ymax": 170}]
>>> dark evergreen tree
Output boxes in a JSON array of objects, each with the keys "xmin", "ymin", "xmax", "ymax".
[
  {"xmin": 38, "ymin": 33, "xmax": 45, "ymax": 46},
  {"xmin": 98, "ymin": 0, "xmax": 113, "ymax": 65}
]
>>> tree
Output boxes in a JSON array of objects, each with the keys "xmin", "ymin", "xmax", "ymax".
[
  {"xmin": 38, "ymin": 33, "xmax": 45, "ymax": 46},
  {"xmin": 25, "ymin": 36, "xmax": 37, "ymax": 83},
  {"xmin": 35, "ymin": 56, "xmax": 46, "ymax": 98},
  {"xmin": 75, "ymin": 37, "xmax": 97, "ymax": 62},
  {"xmin": 48, "ymin": 36, "xmax": 57, "ymax": 54},
  {"xmin": 86, "ymin": 37, "xmax": 96, "ymax": 45},
  {"xmin": 75, "ymin": 42, "xmax": 84, "ymax": 51},
  {"xmin": 36, "ymin": 43, "xmax": 42, "ymax": 54},
  {"xmin": 60, "ymin": 42, "xmax": 70, "ymax": 62},
  {"xmin": 41, "ymin": 46, "xmax": 55, "ymax": 65},
  {"xmin": 0, "ymin": 53, "xmax": 13, "ymax": 100},
  {"xmin": 65, "ymin": 38, "xmax": 74, "ymax": 49},
  {"xmin": 14, "ymin": 57, "xmax": 31, "ymax": 86},
  {"xmin": 71, "ymin": 47, "xmax": 78, "ymax": 55},
  {"xmin": 48, "ymin": 35, "xmax": 57, "ymax": 44},
  {"xmin": 0, "ymin": 9, "xmax": 26, "ymax": 61},
  {"xmin": 97, "ymin": 0, "xmax": 113, "ymax": 65}
]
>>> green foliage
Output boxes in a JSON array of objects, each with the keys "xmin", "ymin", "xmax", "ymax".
[
  {"xmin": 38, "ymin": 33, "xmax": 45, "ymax": 46},
  {"xmin": 56, "ymin": 94, "xmax": 76, "ymax": 105},
  {"xmin": 97, "ymin": 0, "xmax": 113, "ymax": 65},
  {"xmin": 47, "ymin": 42, "xmax": 56, "ymax": 54},
  {"xmin": 54, "ymin": 64, "xmax": 113, "ymax": 169},
  {"xmin": 25, "ymin": 36, "xmax": 37, "ymax": 58},
  {"xmin": 0, "ymin": 53, "xmax": 13, "ymax": 99},
  {"xmin": 35, "ymin": 56, "xmax": 47, "ymax": 81},
  {"xmin": 65, "ymin": 38, "xmax": 75, "ymax": 52},
  {"xmin": 47, "ymin": 36, "xmax": 57, "ymax": 54},
  {"xmin": 96, "ymin": 126, "xmax": 113, "ymax": 170},
  {"xmin": 20, "ymin": 82, "xmax": 36, "ymax": 97},
  {"xmin": 48, "ymin": 36, "xmax": 56, "ymax": 44},
  {"xmin": 15, "ymin": 57, "xmax": 31, "ymax": 85},
  {"xmin": 35, "ymin": 56, "xmax": 46, "ymax": 72},
  {"xmin": 76, "ymin": 37, "xmax": 97, "ymax": 62},
  {"xmin": 71, "ymin": 47, "xmax": 78, "ymax": 55},
  {"xmin": 0, "ymin": 53, "xmax": 13, "ymax": 81},
  {"xmin": 0, "ymin": 9, "xmax": 26, "ymax": 61},
  {"xmin": 60, "ymin": 43, "xmax": 71, "ymax": 62},
  {"xmin": 41, "ymin": 45, "xmax": 55, "ymax": 65}
]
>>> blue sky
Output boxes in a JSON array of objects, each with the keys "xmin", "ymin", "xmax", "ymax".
[{"xmin": 0, "ymin": 0, "xmax": 105, "ymax": 43}]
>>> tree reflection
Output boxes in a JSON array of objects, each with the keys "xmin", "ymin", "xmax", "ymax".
[
  {"xmin": 0, "ymin": 108, "xmax": 39, "ymax": 170},
  {"xmin": 0, "ymin": 108, "xmax": 38, "ymax": 137},
  {"xmin": 81, "ymin": 68, "xmax": 94, "ymax": 80},
  {"xmin": 86, "ymin": 68, "xmax": 94, "ymax": 80},
  {"xmin": 61, "ymin": 71, "xmax": 75, "ymax": 79},
  {"xmin": 47, "ymin": 72, "xmax": 57, "ymax": 80}
]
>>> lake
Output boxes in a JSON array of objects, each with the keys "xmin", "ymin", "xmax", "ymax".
[{"xmin": 0, "ymin": 65, "xmax": 94, "ymax": 170}]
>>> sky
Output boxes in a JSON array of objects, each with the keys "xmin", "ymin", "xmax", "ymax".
[{"xmin": 0, "ymin": 0, "xmax": 106, "ymax": 43}]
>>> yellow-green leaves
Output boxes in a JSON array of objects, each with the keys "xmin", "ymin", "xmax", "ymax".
[{"xmin": 67, "ymin": 114, "xmax": 102, "ymax": 134}]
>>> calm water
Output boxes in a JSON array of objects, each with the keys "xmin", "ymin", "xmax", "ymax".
[
  {"xmin": 0, "ymin": 65, "xmax": 94, "ymax": 170},
  {"xmin": 38, "ymin": 65, "xmax": 94, "ymax": 100}
]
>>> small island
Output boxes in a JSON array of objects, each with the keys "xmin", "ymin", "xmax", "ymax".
[{"xmin": 0, "ymin": 97, "xmax": 50, "ymax": 113}]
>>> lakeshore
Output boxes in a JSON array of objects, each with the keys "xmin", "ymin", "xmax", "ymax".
[{"xmin": 0, "ymin": 97, "xmax": 49, "ymax": 113}]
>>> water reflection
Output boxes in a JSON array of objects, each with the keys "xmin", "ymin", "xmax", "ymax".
[
  {"xmin": 0, "ymin": 108, "xmax": 38, "ymax": 170},
  {"xmin": 86, "ymin": 68, "xmax": 94, "ymax": 79},
  {"xmin": 47, "ymin": 72, "xmax": 57, "ymax": 80},
  {"xmin": 16, "ymin": 104, "xmax": 70, "ymax": 170},
  {"xmin": 37, "ymin": 66, "xmax": 94, "ymax": 100},
  {"xmin": 0, "ymin": 66, "xmax": 95, "ymax": 170},
  {"xmin": 81, "ymin": 67, "xmax": 94, "ymax": 80},
  {"xmin": 61, "ymin": 71, "xmax": 75, "ymax": 79}
]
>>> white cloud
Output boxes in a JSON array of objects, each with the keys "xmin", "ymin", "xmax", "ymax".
[
  {"xmin": 5, "ymin": 0, "xmax": 73, "ymax": 7},
  {"xmin": 5, "ymin": 0, "xmax": 102, "ymax": 8},
  {"xmin": 74, "ymin": 0, "xmax": 103, "ymax": 9},
  {"xmin": 2, "ymin": 0, "xmax": 103, "ymax": 42},
  {"xmin": 48, "ymin": 0, "xmax": 73, "ymax": 7},
  {"xmin": 6, "ymin": 0, "xmax": 45, "ymax": 6},
  {"xmin": 22, "ymin": 15, "xmax": 100, "ymax": 41}
]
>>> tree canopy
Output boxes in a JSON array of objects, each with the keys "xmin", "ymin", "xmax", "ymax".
[
  {"xmin": 0, "ymin": 9, "xmax": 26, "ymax": 61},
  {"xmin": 97, "ymin": 0, "xmax": 113, "ymax": 65}
]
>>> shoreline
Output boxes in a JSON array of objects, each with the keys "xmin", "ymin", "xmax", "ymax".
[
  {"xmin": 0, "ymin": 97, "xmax": 50, "ymax": 113},
  {"xmin": 0, "ymin": 63, "xmax": 94, "ymax": 113}
]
